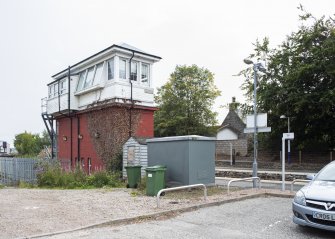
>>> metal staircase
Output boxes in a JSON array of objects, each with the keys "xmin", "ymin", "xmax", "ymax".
[{"xmin": 41, "ymin": 98, "xmax": 56, "ymax": 158}]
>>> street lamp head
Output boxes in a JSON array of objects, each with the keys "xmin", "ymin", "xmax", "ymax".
[
  {"xmin": 243, "ymin": 58, "xmax": 254, "ymax": 65},
  {"xmin": 280, "ymin": 115, "xmax": 287, "ymax": 119}
]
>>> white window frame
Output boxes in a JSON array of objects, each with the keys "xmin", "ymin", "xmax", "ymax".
[
  {"xmin": 107, "ymin": 58, "xmax": 114, "ymax": 80},
  {"xmin": 119, "ymin": 58, "xmax": 127, "ymax": 80},
  {"xmin": 48, "ymin": 85, "xmax": 53, "ymax": 98},
  {"xmin": 83, "ymin": 66, "xmax": 95, "ymax": 89},
  {"xmin": 94, "ymin": 63, "xmax": 104, "ymax": 84},
  {"xmin": 60, "ymin": 80, "xmax": 67, "ymax": 94},
  {"xmin": 130, "ymin": 61, "xmax": 138, "ymax": 81},
  {"xmin": 141, "ymin": 63, "xmax": 149, "ymax": 85},
  {"xmin": 53, "ymin": 83, "xmax": 58, "ymax": 97},
  {"xmin": 76, "ymin": 62, "xmax": 105, "ymax": 92},
  {"xmin": 77, "ymin": 71, "xmax": 87, "ymax": 91}
]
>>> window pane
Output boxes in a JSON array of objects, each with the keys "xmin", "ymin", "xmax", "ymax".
[
  {"xmin": 60, "ymin": 80, "xmax": 67, "ymax": 94},
  {"xmin": 94, "ymin": 63, "xmax": 103, "ymax": 84},
  {"xmin": 119, "ymin": 59, "xmax": 126, "ymax": 79},
  {"xmin": 54, "ymin": 84, "xmax": 58, "ymax": 97},
  {"xmin": 77, "ymin": 71, "xmax": 86, "ymax": 91},
  {"xmin": 108, "ymin": 58, "xmax": 114, "ymax": 80},
  {"xmin": 130, "ymin": 61, "xmax": 137, "ymax": 81},
  {"xmin": 84, "ymin": 67, "xmax": 95, "ymax": 88},
  {"xmin": 141, "ymin": 64, "xmax": 149, "ymax": 83},
  {"xmin": 49, "ymin": 85, "xmax": 53, "ymax": 98}
]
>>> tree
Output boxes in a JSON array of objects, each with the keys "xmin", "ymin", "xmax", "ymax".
[
  {"xmin": 14, "ymin": 131, "xmax": 50, "ymax": 156},
  {"xmin": 154, "ymin": 65, "xmax": 221, "ymax": 136},
  {"xmin": 38, "ymin": 130, "xmax": 51, "ymax": 149},
  {"xmin": 240, "ymin": 6, "xmax": 335, "ymax": 150}
]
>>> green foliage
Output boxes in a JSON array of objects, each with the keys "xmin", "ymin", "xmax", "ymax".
[
  {"xmin": 18, "ymin": 181, "xmax": 35, "ymax": 188},
  {"xmin": 86, "ymin": 171, "xmax": 122, "ymax": 188},
  {"xmin": 14, "ymin": 130, "xmax": 51, "ymax": 157},
  {"xmin": 240, "ymin": 8, "xmax": 335, "ymax": 150},
  {"xmin": 108, "ymin": 151, "xmax": 123, "ymax": 173},
  {"xmin": 39, "ymin": 130, "xmax": 51, "ymax": 148},
  {"xmin": 0, "ymin": 184, "xmax": 4, "ymax": 189},
  {"xmin": 137, "ymin": 176, "xmax": 146, "ymax": 191},
  {"xmin": 155, "ymin": 65, "xmax": 221, "ymax": 137},
  {"xmin": 37, "ymin": 164, "xmax": 123, "ymax": 189}
]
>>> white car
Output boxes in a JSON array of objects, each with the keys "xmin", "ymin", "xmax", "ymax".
[{"xmin": 292, "ymin": 161, "xmax": 335, "ymax": 231}]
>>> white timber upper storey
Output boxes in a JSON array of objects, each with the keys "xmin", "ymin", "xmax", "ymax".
[{"xmin": 45, "ymin": 43, "xmax": 161, "ymax": 115}]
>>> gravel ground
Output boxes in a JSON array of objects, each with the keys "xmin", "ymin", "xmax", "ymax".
[{"xmin": 0, "ymin": 188, "xmax": 293, "ymax": 239}]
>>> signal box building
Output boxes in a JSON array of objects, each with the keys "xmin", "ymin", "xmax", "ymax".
[{"xmin": 41, "ymin": 43, "xmax": 161, "ymax": 173}]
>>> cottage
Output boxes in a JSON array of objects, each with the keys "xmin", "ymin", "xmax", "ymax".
[
  {"xmin": 216, "ymin": 98, "xmax": 248, "ymax": 157},
  {"xmin": 41, "ymin": 43, "xmax": 161, "ymax": 173}
]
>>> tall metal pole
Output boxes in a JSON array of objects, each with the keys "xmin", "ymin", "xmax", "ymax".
[
  {"xmin": 282, "ymin": 137, "xmax": 286, "ymax": 191},
  {"xmin": 287, "ymin": 117, "xmax": 291, "ymax": 164},
  {"xmin": 252, "ymin": 64, "xmax": 258, "ymax": 188}
]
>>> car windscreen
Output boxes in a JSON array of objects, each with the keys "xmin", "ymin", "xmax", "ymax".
[{"xmin": 314, "ymin": 162, "xmax": 335, "ymax": 181}]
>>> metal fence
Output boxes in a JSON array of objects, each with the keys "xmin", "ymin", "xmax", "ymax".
[{"xmin": 0, "ymin": 157, "xmax": 56, "ymax": 186}]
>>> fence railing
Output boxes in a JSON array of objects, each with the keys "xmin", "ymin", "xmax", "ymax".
[
  {"xmin": 0, "ymin": 157, "xmax": 57, "ymax": 185},
  {"xmin": 227, "ymin": 177, "xmax": 261, "ymax": 195},
  {"xmin": 290, "ymin": 179, "xmax": 310, "ymax": 192},
  {"xmin": 156, "ymin": 184, "xmax": 207, "ymax": 208}
]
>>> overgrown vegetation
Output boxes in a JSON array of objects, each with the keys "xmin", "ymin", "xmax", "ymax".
[{"xmin": 37, "ymin": 165, "xmax": 124, "ymax": 189}]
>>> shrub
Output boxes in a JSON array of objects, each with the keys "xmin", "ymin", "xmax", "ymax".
[
  {"xmin": 108, "ymin": 151, "xmax": 123, "ymax": 173},
  {"xmin": 86, "ymin": 171, "xmax": 109, "ymax": 188},
  {"xmin": 18, "ymin": 181, "xmax": 35, "ymax": 188},
  {"xmin": 86, "ymin": 171, "xmax": 123, "ymax": 188},
  {"xmin": 37, "ymin": 164, "xmax": 123, "ymax": 189}
]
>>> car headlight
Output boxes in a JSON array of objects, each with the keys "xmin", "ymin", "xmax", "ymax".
[{"xmin": 294, "ymin": 190, "xmax": 306, "ymax": 206}]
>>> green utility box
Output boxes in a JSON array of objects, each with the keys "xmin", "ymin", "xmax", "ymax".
[
  {"xmin": 125, "ymin": 165, "xmax": 142, "ymax": 188},
  {"xmin": 145, "ymin": 166, "xmax": 167, "ymax": 196},
  {"xmin": 147, "ymin": 135, "xmax": 216, "ymax": 187}
]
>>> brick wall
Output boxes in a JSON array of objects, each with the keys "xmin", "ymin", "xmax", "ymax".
[
  {"xmin": 57, "ymin": 105, "xmax": 155, "ymax": 173},
  {"xmin": 216, "ymin": 139, "xmax": 248, "ymax": 157}
]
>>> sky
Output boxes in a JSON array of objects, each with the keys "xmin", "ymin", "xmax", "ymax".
[{"xmin": 0, "ymin": 0, "xmax": 334, "ymax": 146}]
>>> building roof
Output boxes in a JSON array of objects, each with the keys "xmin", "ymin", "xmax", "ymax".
[
  {"xmin": 51, "ymin": 43, "xmax": 162, "ymax": 80},
  {"xmin": 217, "ymin": 124, "xmax": 240, "ymax": 135},
  {"xmin": 217, "ymin": 107, "xmax": 246, "ymax": 139}
]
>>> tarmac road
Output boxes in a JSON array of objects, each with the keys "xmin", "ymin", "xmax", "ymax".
[{"xmin": 40, "ymin": 197, "xmax": 335, "ymax": 239}]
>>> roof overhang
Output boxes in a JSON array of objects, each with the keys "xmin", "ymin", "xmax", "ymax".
[{"xmin": 50, "ymin": 44, "xmax": 162, "ymax": 81}]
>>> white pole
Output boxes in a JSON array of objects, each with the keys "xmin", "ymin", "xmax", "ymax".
[
  {"xmin": 252, "ymin": 64, "xmax": 258, "ymax": 188},
  {"xmin": 288, "ymin": 117, "xmax": 291, "ymax": 164},
  {"xmin": 230, "ymin": 143, "xmax": 233, "ymax": 166},
  {"xmin": 282, "ymin": 137, "xmax": 285, "ymax": 191}
]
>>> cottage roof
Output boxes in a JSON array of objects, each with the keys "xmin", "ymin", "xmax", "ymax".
[
  {"xmin": 217, "ymin": 124, "xmax": 240, "ymax": 135},
  {"xmin": 220, "ymin": 109, "xmax": 246, "ymax": 134},
  {"xmin": 217, "ymin": 107, "xmax": 247, "ymax": 140}
]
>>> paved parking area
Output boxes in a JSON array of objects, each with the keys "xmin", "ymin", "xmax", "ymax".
[{"xmin": 40, "ymin": 197, "xmax": 335, "ymax": 239}]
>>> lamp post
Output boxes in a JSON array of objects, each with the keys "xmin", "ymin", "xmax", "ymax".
[
  {"xmin": 243, "ymin": 59, "xmax": 266, "ymax": 188},
  {"xmin": 280, "ymin": 115, "xmax": 291, "ymax": 164}
]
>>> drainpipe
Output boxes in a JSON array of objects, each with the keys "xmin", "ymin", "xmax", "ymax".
[
  {"xmin": 70, "ymin": 117, "xmax": 73, "ymax": 166},
  {"xmin": 68, "ymin": 66, "xmax": 71, "ymax": 116},
  {"xmin": 129, "ymin": 51, "xmax": 135, "ymax": 137},
  {"xmin": 68, "ymin": 66, "xmax": 73, "ymax": 167},
  {"xmin": 77, "ymin": 115, "xmax": 80, "ymax": 168}
]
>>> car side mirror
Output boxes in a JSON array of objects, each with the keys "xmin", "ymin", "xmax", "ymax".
[{"xmin": 306, "ymin": 174, "xmax": 315, "ymax": 180}]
